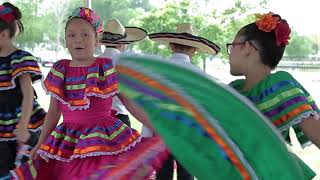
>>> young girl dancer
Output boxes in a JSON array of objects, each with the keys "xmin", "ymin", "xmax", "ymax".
[
  {"xmin": 0, "ymin": 2, "xmax": 45, "ymax": 179},
  {"xmin": 228, "ymin": 12, "xmax": 320, "ymax": 178},
  {"xmin": 12, "ymin": 7, "xmax": 167, "ymax": 180}
]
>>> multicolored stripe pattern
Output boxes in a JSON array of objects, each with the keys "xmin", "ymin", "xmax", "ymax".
[
  {"xmin": 86, "ymin": 136, "xmax": 168, "ymax": 180},
  {"xmin": 0, "ymin": 101, "xmax": 45, "ymax": 140},
  {"xmin": 38, "ymin": 119, "xmax": 141, "ymax": 161},
  {"xmin": 112, "ymin": 54, "xmax": 315, "ymax": 180},
  {"xmin": 230, "ymin": 71, "xmax": 319, "ymax": 147},
  {"xmin": 10, "ymin": 160, "xmax": 38, "ymax": 180},
  {"xmin": 0, "ymin": 50, "xmax": 42, "ymax": 90},
  {"xmin": 43, "ymin": 58, "xmax": 118, "ymax": 110},
  {"xmin": 0, "ymin": 50, "xmax": 45, "ymax": 140},
  {"xmin": 11, "ymin": 57, "xmax": 168, "ymax": 180},
  {"xmin": 116, "ymin": 64, "xmax": 256, "ymax": 180},
  {"xmin": 12, "ymin": 136, "xmax": 168, "ymax": 180}
]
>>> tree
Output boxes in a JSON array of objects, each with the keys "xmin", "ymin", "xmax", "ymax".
[
  {"xmin": 285, "ymin": 31, "xmax": 318, "ymax": 56},
  {"xmin": 311, "ymin": 34, "xmax": 320, "ymax": 55},
  {"xmin": 91, "ymin": 0, "xmax": 152, "ymax": 26},
  {"xmin": 130, "ymin": 0, "xmax": 153, "ymax": 11},
  {"xmin": 12, "ymin": 0, "xmax": 75, "ymax": 51},
  {"xmin": 12, "ymin": 0, "xmax": 318, "ymax": 62},
  {"xmin": 134, "ymin": 0, "xmax": 263, "ymax": 69},
  {"xmin": 134, "ymin": 1, "xmax": 195, "ymax": 57},
  {"xmin": 11, "ymin": 0, "xmax": 149, "ymax": 51},
  {"xmin": 13, "ymin": 0, "xmax": 47, "ymax": 49},
  {"xmin": 46, "ymin": 0, "xmax": 73, "ymax": 55}
]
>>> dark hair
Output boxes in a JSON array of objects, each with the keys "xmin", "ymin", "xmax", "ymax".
[
  {"xmin": 170, "ymin": 42, "xmax": 195, "ymax": 52},
  {"xmin": 237, "ymin": 15, "xmax": 287, "ymax": 69},
  {"xmin": 0, "ymin": 2, "xmax": 24, "ymax": 37}
]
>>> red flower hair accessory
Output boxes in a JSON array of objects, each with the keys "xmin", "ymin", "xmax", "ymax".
[
  {"xmin": 255, "ymin": 12, "xmax": 280, "ymax": 32},
  {"xmin": 255, "ymin": 12, "xmax": 291, "ymax": 46},
  {"xmin": 0, "ymin": 5, "xmax": 15, "ymax": 23},
  {"xmin": 274, "ymin": 20, "xmax": 291, "ymax": 46}
]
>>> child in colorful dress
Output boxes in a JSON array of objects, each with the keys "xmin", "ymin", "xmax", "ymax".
[
  {"xmin": 12, "ymin": 7, "xmax": 167, "ymax": 180},
  {"xmin": 227, "ymin": 12, "xmax": 320, "ymax": 153},
  {"xmin": 0, "ymin": 2, "xmax": 45, "ymax": 179}
]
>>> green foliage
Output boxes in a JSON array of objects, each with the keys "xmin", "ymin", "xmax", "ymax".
[
  {"xmin": 135, "ymin": 1, "xmax": 210, "ymax": 64},
  {"xmin": 135, "ymin": 0, "xmax": 258, "ymax": 66},
  {"xmin": 285, "ymin": 31, "xmax": 318, "ymax": 56},
  {"xmin": 8, "ymin": 0, "xmax": 318, "ymax": 60},
  {"xmin": 14, "ymin": 0, "xmax": 46, "ymax": 49},
  {"xmin": 14, "ymin": 0, "xmax": 80, "ymax": 50},
  {"xmin": 91, "ymin": 0, "xmax": 153, "ymax": 26}
]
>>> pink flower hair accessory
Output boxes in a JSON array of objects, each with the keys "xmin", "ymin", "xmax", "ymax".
[
  {"xmin": 68, "ymin": 7, "xmax": 103, "ymax": 33},
  {"xmin": 274, "ymin": 20, "xmax": 291, "ymax": 46}
]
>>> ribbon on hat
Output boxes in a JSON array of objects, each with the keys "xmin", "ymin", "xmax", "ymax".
[{"xmin": 101, "ymin": 31, "xmax": 127, "ymax": 42}]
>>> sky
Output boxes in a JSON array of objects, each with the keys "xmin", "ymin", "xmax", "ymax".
[{"xmin": 149, "ymin": 0, "xmax": 320, "ymax": 36}]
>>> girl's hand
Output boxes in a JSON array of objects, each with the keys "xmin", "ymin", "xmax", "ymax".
[
  {"xmin": 14, "ymin": 127, "xmax": 30, "ymax": 143},
  {"xmin": 29, "ymin": 144, "xmax": 41, "ymax": 160}
]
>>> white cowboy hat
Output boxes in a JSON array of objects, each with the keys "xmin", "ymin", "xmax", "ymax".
[
  {"xmin": 100, "ymin": 19, "xmax": 147, "ymax": 45},
  {"xmin": 148, "ymin": 23, "xmax": 220, "ymax": 54}
]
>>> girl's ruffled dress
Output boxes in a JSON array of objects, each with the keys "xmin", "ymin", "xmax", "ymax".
[
  {"xmin": 12, "ymin": 58, "xmax": 167, "ymax": 180},
  {"xmin": 0, "ymin": 50, "xmax": 45, "ymax": 142},
  {"xmin": 0, "ymin": 50, "xmax": 45, "ymax": 178}
]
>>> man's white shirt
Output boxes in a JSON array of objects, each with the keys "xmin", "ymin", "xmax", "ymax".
[
  {"xmin": 169, "ymin": 53, "xmax": 191, "ymax": 64},
  {"xmin": 98, "ymin": 48, "xmax": 129, "ymax": 115}
]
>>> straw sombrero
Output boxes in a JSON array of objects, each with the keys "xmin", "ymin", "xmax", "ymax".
[
  {"xmin": 100, "ymin": 19, "xmax": 148, "ymax": 46},
  {"xmin": 148, "ymin": 23, "xmax": 220, "ymax": 54}
]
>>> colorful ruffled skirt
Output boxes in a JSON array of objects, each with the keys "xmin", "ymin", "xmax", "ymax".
[
  {"xmin": 12, "ymin": 118, "xmax": 167, "ymax": 180},
  {"xmin": 0, "ymin": 89, "xmax": 45, "ymax": 141}
]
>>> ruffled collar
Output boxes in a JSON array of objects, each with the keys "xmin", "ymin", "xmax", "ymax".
[{"xmin": 43, "ymin": 58, "xmax": 118, "ymax": 110}]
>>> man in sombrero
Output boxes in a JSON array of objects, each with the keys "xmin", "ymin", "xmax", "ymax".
[
  {"xmin": 98, "ymin": 19, "xmax": 148, "ymax": 127},
  {"xmin": 149, "ymin": 23, "xmax": 220, "ymax": 65},
  {"xmin": 148, "ymin": 23, "xmax": 220, "ymax": 180}
]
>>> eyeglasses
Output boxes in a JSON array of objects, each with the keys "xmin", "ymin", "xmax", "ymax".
[{"xmin": 226, "ymin": 41, "xmax": 258, "ymax": 55}]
